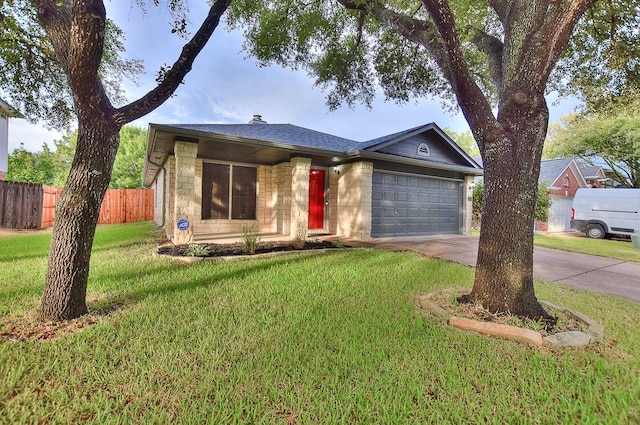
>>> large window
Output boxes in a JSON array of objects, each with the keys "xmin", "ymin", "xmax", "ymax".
[{"xmin": 202, "ymin": 163, "xmax": 257, "ymax": 220}]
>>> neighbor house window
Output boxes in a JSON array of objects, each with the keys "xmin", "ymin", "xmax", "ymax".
[
  {"xmin": 417, "ymin": 143, "xmax": 430, "ymax": 157},
  {"xmin": 202, "ymin": 163, "xmax": 256, "ymax": 220}
]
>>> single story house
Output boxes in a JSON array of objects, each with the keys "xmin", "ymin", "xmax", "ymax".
[
  {"xmin": 0, "ymin": 98, "xmax": 23, "ymax": 181},
  {"xmin": 143, "ymin": 116, "xmax": 483, "ymax": 244},
  {"xmin": 536, "ymin": 157, "xmax": 608, "ymax": 232}
]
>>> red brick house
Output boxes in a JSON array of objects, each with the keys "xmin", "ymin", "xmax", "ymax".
[{"xmin": 535, "ymin": 158, "xmax": 607, "ymax": 232}]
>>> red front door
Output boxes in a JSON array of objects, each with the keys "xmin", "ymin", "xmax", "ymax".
[{"xmin": 308, "ymin": 169, "xmax": 325, "ymax": 229}]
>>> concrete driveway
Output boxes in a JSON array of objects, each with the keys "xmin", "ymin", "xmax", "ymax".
[{"xmin": 374, "ymin": 235, "xmax": 640, "ymax": 303}]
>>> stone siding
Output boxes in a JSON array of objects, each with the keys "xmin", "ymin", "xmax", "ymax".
[
  {"xmin": 462, "ymin": 175, "xmax": 474, "ymax": 236},
  {"xmin": 289, "ymin": 157, "xmax": 311, "ymax": 238},
  {"xmin": 328, "ymin": 169, "xmax": 339, "ymax": 234},
  {"xmin": 165, "ymin": 156, "xmax": 176, "ymax": 238},
  {"xmin": 173, "ymin": 141, "xmax": 198, "ymax": 244},
  {"xmin": 274, "ymin": 162, "xmax": 292, "ymax": 235},
  {"xmin": 337, "ymin": 161, "xmax": 373, "ymax": 240}
]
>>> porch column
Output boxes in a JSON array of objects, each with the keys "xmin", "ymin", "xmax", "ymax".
[
  {"xmin": 462, "ymin": 176, "xmax": 475, "ymax": 236},
  {"xmin": 173, "ymin": 140, "xmax": 198, "ymax": 244},
  {"xmin": 290, "ymin": 157, "xmax": 311, "ymax": 238},
  {"xmin": 337, "ymin": 161, "xmax": 373, "ymax": 240}
]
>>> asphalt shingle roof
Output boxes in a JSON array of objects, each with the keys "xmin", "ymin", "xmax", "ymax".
[
  {"xmin": 167, "ymin": 123, "xmax": 360, "ymax": 153},
  {"xmin": 539, "ymin": 158, "xmax": 574, "ymax": 182}
]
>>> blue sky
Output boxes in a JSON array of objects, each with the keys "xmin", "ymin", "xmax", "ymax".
[{"xmin": 8, "ymin": 2, "xmax": 579, "ymax": 153}]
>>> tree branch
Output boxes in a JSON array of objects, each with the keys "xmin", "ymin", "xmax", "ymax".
[
  {"xmin": 533, "ymin": 0, "xmax": 598, "ymax": 85},
  {"xmin": 470, "ymin": 29, "xmax": 504, "ymax": 95},
  {"xmin": 114, "ymin": 0, "xmax": 232, "ymax": 124},
  {"xmin": 420, "ymin": 0, "xmax": 498, "ymax": 149}
]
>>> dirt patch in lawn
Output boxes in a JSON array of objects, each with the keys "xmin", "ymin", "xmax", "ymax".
[
  {"xmin": 0, "ymin": 301, "xmax": 124, "ymax": 343},
  {"xmin": 0, "ymin": 227, "xmax": 52, "ymax": 237}
]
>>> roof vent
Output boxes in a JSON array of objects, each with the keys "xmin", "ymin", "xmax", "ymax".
[{"xmin": 249, "ymin": 114, "xmax": 267, "ymax": 124}]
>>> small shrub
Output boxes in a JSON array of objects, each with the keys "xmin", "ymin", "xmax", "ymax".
[
  {"xmin": 331, "ymin": 239, "xmax": 344, "ymax": 248},
  {"xmin": 241, "ymin": 223, "xmax": 261, "ymax": 254},
  {"xmin": 185, "ymin": 244, "xmax": 210, "ymax": 257}
]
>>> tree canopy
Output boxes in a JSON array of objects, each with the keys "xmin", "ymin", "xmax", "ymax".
[
  {"xmin": 550, "ymin": 0, "xmax": 640, "ymax": 110},
  {"xmin": 545, "ymin": 93, "xmax": 640, "ymax": 188},
  {"xmin": 6, "ymin": 126, "xmax": 148, "ymax": 188},
  {"xmin": 446, "ymin": 129, "xmax": 479, "ymax": 157},
  {"xmin": 6, "ymin": 143, "xmax": 56, "ymax": 184},
  {"xmin": 0, "ymin": 0, "xmax": 142, "ymax": 128}
]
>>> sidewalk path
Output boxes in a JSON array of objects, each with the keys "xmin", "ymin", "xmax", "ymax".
[{"xmin": 374, "ymin": 235, "xmax": 640, "ymax": 303}]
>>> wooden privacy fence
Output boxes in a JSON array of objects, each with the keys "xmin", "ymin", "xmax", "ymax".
[
  {"xmin": 42, "ymin": 186, "xmax": 62, "ymax": 227},
  {"xmin": 0, "ymin": 182, "xmax": 44, "ymax": 229},
  {"xmin": 0, "ymin": 181, "xmax": 154, "ymax": 229},
  {"xmin": 97, "ymin": 188, "xmax": 154, "ymax": 225}
]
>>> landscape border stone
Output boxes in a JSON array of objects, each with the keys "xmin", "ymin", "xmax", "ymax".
[{"xmin": 418, "ymin": 289, "xmax": 604, "ymax": 348}]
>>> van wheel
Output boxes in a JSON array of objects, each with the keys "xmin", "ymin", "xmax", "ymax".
[{"xmin": 586, "ymin": 224, "xmax": 605, "ymax": 239}]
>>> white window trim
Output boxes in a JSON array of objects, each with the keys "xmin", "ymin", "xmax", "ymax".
[{"xmin": 417, "ymin": 143, "xmax": 430, "ymax": 157}]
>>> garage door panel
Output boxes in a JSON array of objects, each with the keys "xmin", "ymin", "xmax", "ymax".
[
  {"xmin": 383, "ymin": 174, "xmax": 397, "ymax": 185},
  {"xmin": 383, "ymin": 190, "xmax": 396, "ymax": 201},
  {"xmin": 372, "ymin": 171, "xmax": 461, "ymax": 237},
  {"xmin": 382, "ymin": 207, "xmax": 396, "ymax": 218}
]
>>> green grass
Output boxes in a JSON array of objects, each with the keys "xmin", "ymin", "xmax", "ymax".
[
  {"xmin": 533, "ymin": 233, "xmax": 640, "ymax": 262},
  {"xmin": 472, "ymin": 229, "xmax": 640, "ymax": 262},
  {"xmin": 1, "ymin": 223, "xmax": 639, "ymax": 423}
]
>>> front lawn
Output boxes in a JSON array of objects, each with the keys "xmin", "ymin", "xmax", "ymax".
[
  {"xmin": 534, "ymin": 232, "xmax": 640, "ymax": 262},
  {"xmin": 1, "ymin": 222, "xmax": 639, "ymax": 423}
]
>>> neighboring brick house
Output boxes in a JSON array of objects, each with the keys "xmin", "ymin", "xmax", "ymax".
[
  {"xmin": 0, "ymin": 99, "xmax": 23, "ymax": 181},
  {"xmin": 143, "ymin": 116, "xmax": 483, "ymax": 243},
  {"xmin": 535, "ymin": 158, "xmax": 607, "ymax": 232}
]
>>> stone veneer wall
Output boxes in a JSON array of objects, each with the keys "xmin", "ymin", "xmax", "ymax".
[
  {"xmin": 190, "ymin": 163, "xmax": 276, "ymax": 238},
  {"xmin": 462, "ymin": 175, "xmax": 474, "ymax": 236},
  {"xmin": 337, "ymin": 161, "xmax": 373, "ymax": 240},
  {"xmin": 256, "ymin": 165, "xmax": 277, "ymax": 233},
  {"xmin": 272, "ymin": 162, "xmax": 291, "ymax": 235},
  {"xmin": 328, "ymin": 169, "xmax": 339, "ymax": 235},
  {"xmin": 165, "ymin": 156, "xmax": 176, "ymax": 238},
  {"xmin": 173, "ymin": 141, "xmax": 198, "ymax": 244},
  {"xmin": 289, "ymin": 157, "xmax": 311, "ymax": 238}
]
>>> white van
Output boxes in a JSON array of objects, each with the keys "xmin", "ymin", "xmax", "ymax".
[{"xmin": 570, "ymin": 188, "xmax": 640, "ymax": 238}]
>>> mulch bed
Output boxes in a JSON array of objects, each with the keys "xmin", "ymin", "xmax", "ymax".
[{"xmin": 157, "ymin": 240, "xmax": 351, "ymax": 258}]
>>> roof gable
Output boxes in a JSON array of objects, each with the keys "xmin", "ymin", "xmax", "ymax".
[
  {"xmin": 540, "ymin": 158, "xmax": 587, "ymax": 188},
  {"xmin": 353, "ymin": 123, "xmax": 481, "ymax": 169},
  {"xmin": 539, "ymin": 158, "xmax": 574, "ymax": 183}
]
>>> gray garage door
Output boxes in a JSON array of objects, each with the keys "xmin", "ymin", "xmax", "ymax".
[{"xmin": 371, "ymin": 172, "xmax": 461, "ymax": 237}]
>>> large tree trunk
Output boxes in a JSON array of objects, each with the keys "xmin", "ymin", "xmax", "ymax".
[
  {"xmin": 40, "ymin": 120, "xmax": 119, "ymax": 321},
  {"xmin": 34, "ymin": 0, "xmax": 231, "ymax": 321},
  {"xmin": 461, "ymin": 92, "xmax": 554, "ymax": 322}
]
